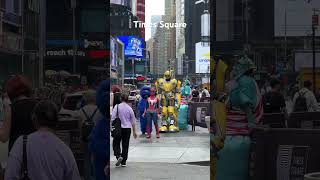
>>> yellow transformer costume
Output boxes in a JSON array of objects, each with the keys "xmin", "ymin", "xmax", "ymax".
[{"xmin": 155, "ymin": 70, "xmax": 181, "ymax": 133}]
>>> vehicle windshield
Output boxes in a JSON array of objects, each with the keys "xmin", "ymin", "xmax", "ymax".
[{"xmin": 62, "ymin": 95, "xmax": 83, "ymax": 111}]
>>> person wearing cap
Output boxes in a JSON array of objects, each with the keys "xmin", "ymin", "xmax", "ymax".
[
  {"xmin": 293, "ymin": 80, "xmax": 319, "ymax": 112},
  {"xmin": 262, "ymin": 78, "xmax": 286, "ymax": 114}
]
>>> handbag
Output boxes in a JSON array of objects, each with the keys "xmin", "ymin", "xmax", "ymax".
[
  {"xmin": 111, "ymin": 105, "xmax": 122, "ymax": 138},
  {"xmin": 20, "ymin": 135, "xmax": 31, "ymax": 180}
]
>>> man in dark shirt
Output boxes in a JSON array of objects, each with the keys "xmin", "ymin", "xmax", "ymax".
[{"xmin": 262, "ymin": 78, "xmax": 286, "ymax": 113}]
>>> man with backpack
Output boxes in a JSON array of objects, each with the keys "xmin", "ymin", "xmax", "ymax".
[
  {"xmin": 78, "ymin": 90, "xmax": 103, "ymax": 180},
  {"xmin": 262, "ymin": 78, "xmax": 286, "ymax": 113},
  {"xmin": 201, "ymin": 87, "xmax": 210, "ymax": 98},
  {"xmin": 293, "ymin": 81, "xmax": 319, "ymax": 112}
]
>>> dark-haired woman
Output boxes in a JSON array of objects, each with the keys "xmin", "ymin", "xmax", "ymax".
[{"xmin": 5, "ymin": 100, "xmax": 81, "ymax": 180}]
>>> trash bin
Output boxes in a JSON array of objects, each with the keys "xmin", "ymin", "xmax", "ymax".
[{"xmin": 305, "ymin": 173, "xmax": 320, "ymax": 180}]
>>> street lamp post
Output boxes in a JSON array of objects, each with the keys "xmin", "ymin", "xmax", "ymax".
[
  {"xmin": 21, "ymin": 0, "xmax": 24, "ymax": 73},
  {"xmin": 39, "ymin": 0, "xmax": 46, "ymax": 87},
  {"xmin": 196, "ymin": 0, "xmax": 210, "ymax": 46},
  {"xmin": 312, "ymin": 8, "xmax": 319, "ymax": 93},
  {"xmin": 71, "ymin": 0, "xmax": 77, "ymax": 74}
]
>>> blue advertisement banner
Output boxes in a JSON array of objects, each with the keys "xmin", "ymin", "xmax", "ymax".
[{"xmin": 117, "ymin": 36, "xmax": 144, "ymax": 57}]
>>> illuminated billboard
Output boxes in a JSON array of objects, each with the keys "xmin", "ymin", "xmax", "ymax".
[
  {"xmin": 117, "ymin": 36, "xmax": 144, "ymax": 57},
  {"xmin": 195, "ymin": 42, "xmax": 210, "ymax": 74}
]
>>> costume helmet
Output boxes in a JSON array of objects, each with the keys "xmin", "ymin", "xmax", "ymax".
[{"xmin": 164, "ymin": 71, "xmax": 172, "ymax": 80}]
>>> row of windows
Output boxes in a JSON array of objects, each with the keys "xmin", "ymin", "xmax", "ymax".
[{"xmin": 1, "ymin": 0, "xmax": 21, "ymax": 15}]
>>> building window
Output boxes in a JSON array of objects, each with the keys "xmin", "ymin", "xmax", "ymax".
[
  {"xmin": 1, "ymin": 0, "xmax": 5, "ymax": 10},
  {"xmin": 81, "ymin": 9, "xmax": 107, "ymax": 33},
  {"xmin": 14, "ymin": 0, "xmax": 20, "ymax": 15}
]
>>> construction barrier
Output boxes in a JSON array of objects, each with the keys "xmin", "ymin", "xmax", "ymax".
[
  {"xmin": 305, "ymin": 172, "xmax": 320, "ymax": 180},
  {"xmin": 261, "ymin": 113, "xmax": 286, "ymax": 128},
  {"xmin": 56, "ymin": 117, "xmax": 84, "ymax": 176},
  {"xmin": 288, "ymin": 112, "xmax": 320, "ymax": 129},
  {"xmin": 249, "ymin": 128, "xmax": 320, "ymax": 180},
  {"xmin": 188, "ymin": 101, "xmax": 211, "ymax": 129}
]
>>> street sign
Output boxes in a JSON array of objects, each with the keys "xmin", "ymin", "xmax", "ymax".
[{"xmin": 137, "ymin": 76, "xmax": 145, "ymax": 81}]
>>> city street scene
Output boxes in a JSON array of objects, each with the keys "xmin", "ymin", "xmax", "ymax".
[
  {"xmin": 211, "ymin": 0, "xmax": 320, "ymax": 180},
  {"xmin": 110, "ymin": 0, "xmax": 210, "ymax": 179},
  {"xmin": 0, "ymin": 0, "xmax": 108, "ymax": 180}
]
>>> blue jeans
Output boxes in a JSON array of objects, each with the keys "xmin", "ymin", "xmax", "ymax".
[{"xmin": 140, "ymin": 114, "xmax": 152, "ymax": 134}]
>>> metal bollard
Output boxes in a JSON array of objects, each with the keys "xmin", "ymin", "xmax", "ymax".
[{"xmin": 305, "ymin": 172, "xmax": 320, "ymax": 180}]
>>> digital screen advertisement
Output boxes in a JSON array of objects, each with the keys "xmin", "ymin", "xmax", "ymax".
[
  {"xmin": 110, "ymin": 36, "xmax": 117, "ymax": 70},
  {"xmin": 195, "ymin": 42, "xmax": 210, "ymax": 74},
  {"xmin": 117, "ymin": 36, "xmax": 145, "ymax": 57}
]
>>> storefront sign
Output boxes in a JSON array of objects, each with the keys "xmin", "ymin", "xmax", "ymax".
[
  {"xmin": 46, "ymin": 49, "xmax": 86, "ymax": 57},
  {"xmin": 83, "ymin": 39, "xmax": 105, "ymax": 49},
  {"xmin": 87, "ymin": 50, "xmax": 108, "ymax": 58}
]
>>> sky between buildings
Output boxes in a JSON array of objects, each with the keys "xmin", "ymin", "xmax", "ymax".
[{"xmin": 145, "ymin": 0, "xmax": 165, "ymax": 40}]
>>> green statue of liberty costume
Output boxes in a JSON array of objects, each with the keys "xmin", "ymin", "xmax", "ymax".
[
  {"xmin": 213, "ymin": 56, "xmax": 263, "ymax": 180},
  {"xmin": 178, "ymin": 80, "xmax": 192, "ymax": 130}
]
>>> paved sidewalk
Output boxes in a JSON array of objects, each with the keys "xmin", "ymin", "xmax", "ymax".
[
  {"xmin": 110, "ymin": 162, "xmax": 209, "ymax": 180},
  {"xmin": 110, "ymin": 125, "xmax": 210, "ymax": 163},
  {"xmin": 110, "ymin": 123, "xmax": 210, "ymax": 179}
]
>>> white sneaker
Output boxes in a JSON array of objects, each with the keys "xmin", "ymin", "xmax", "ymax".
[{"xmin": 115, "ymin": 157, "xmax": 123, "ymax": 167}]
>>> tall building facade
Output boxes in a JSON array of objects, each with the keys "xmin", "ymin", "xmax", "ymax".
[
  {"xmin": 176, "ymin": 0, "xmax": 185, "ymax": 76},
  {"xmin": 151, "ymin": 15, "xmax": 161, "ymax": 37},
  {"xmin": 46, "ymin": 0, "xmax": 108, "ymax": 86},
  {"xmin": 0, "ymin": 0, "xmax": 40, "ymax": 86},
  {"xmin": 164, "ymin": 0, "xmax": 176, "ymax": 72},
  {"xmin": 136, "ymin": 0, "xmax": 145, "ymax": 39},
  {"xmin": 153, "ymin": 21, "xmax": 167, "ymax": 76}
]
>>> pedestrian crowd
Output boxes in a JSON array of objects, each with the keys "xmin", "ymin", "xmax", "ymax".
[
  {"xmin": 0, "ymin": 74, "xmax": 110, "ymax": 180},
  {"xmin": 262, "ymin": 78, "xmax": 320, "ymax": 115}
]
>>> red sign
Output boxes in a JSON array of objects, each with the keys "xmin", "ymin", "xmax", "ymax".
[
  {"xmin": 88, "ymin": 50, "xmax": 109, "ymax": 59},
  {"xmin": 136, "ymin": 76, "xmax": 145, "ymax": 81},
  {"xmin": 312, "ymin": 15, "xmax": 319, "ymax": 26}
]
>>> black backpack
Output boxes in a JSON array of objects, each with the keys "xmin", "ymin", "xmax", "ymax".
[
  {"xmin": 111, "ymin": 105, "xmax": 122, "ymax": 138},
  {"xmin": 263, "ymin": 92, "xmax": 273, "ymax": 113},
  {"xmin": 293, "ymin": 92, "xmax": 308, "ymax": 112},
  {"xmin": 81, "ymin": 108, "xmax": 98, "ymax": 142},
  {"xmin": 202, "ymin": 91, "xmax": 207, "ymax": 98}
]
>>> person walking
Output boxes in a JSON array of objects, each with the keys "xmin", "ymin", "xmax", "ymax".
[
  {"xmin": 89, "ymin": 80, "xmax": 110, "ymax": 180},
  {"xmin": 78, "ymin": 90, "xmax": 103, "ymax": 180},
  {"xmin": 112, "ymin": 85, "xmax": 121, "ymax": 108},
  {"xmin": 201, "ymin": 87, "xmax": 210, "ymax": 98},
  {"xmin": 5, "ymin": 100, "xmax": 81, "ymax": 180},
  {"xmin": 262, "ymin": 78, "xmax": 286, "ymax": 113},
  {"xmin": 144, "ymin": 87, "xmax": 160, "ymax": 139},
  {"xmin": 192, "ymin": 88, "xmax": 200, "ymax": 98},
  {"xmin": 293, "ymin": 81, "xmax": 319, "ymax": 112},
  {"xmin": 0, "ymin": 75, "xmax": 38, "ymax": 152},
  {"xmin": 111, "ymin": 94, "xmax": 138, "ymax": 167}
]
